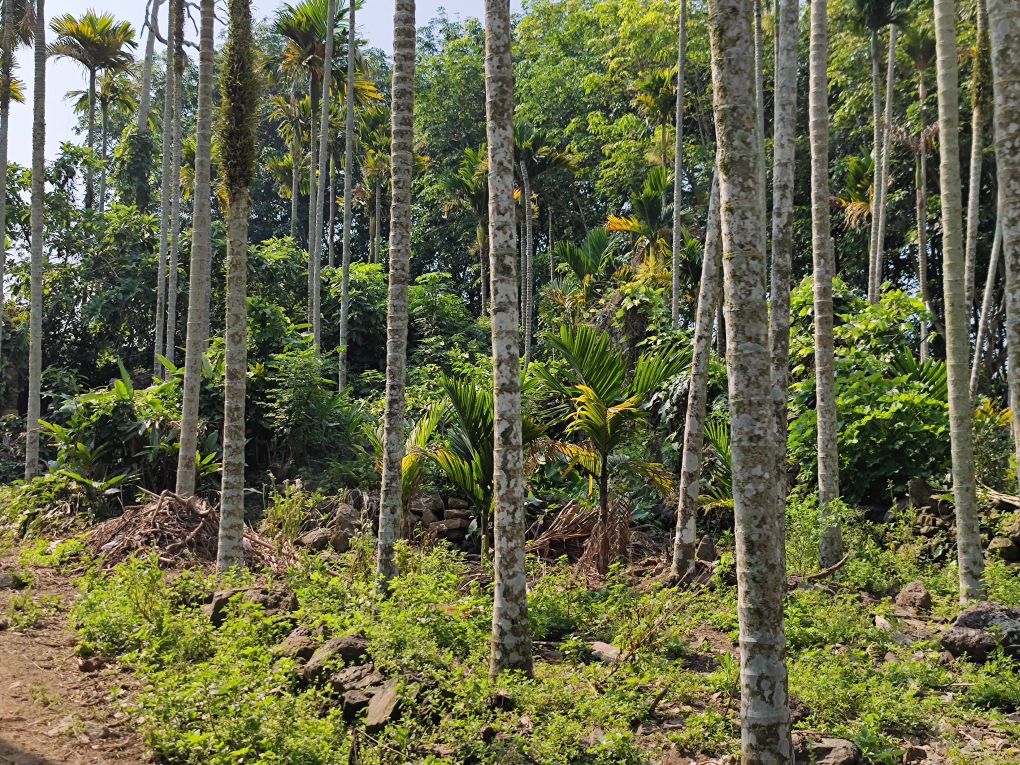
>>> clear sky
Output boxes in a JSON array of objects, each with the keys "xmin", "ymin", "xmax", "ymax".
[{"xmin": 8, "ymin": 0, "xmax": 486, "ymax": 165}]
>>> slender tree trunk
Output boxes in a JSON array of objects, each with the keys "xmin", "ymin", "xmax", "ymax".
[
  {"xmin": 25, "ymin": 0, "xmax": 45, "ymax": 481},
  {"xmin": 164, "ymin": 11, "xmax": 185, "ymax": 371},
  {"xmin": 175, "ymin": 0, "xmax": 215, "ymax": 498},
  {"xmin": 485, "ymin": 0, "xmax": 533, "ymax": 680},
  {"xmin": 328, "ymin": 153, "xmax": 337, "ymax": 268},
  {"xmin": 970, "ymin": 212, "xmax": 1002, "ymax": 398},
  {"xmin": 670, "ymin": 170, "xmax": 720, "ymax": 581},
  {"xmin": 217, "ymin": 0, "xmax": 256, "ymax": 570},
  {"xmin": 311, "ymin": 0, "xmax": 336, "ymax": 351},
  {"xmin": 708, "ymin": 0, "xmax": 791, "ymax": 759},
  {"xmin": 374, "ymin": 181, "xmax": 382, "ymax": 265},
  {"xmin": 769, "ymin": 0, "xmax": 798, "ymax": 506},
  {"xmin": 809, "ymin": 0, "xmax": 843, "ymax": 567},
  {"xmin": 479, "ymin": 225, "xmax": 488, "ymax": 311},
  {"xmin": 934, "ymin": 0, "xmax": 985, "ymax": 603},
  {"xmin": 548, "ymin": 207, "xmax": 554, "ymax": 280},
  {"xmin": 376, "ymin": 0, "xmax": 415, "ymax": 582},
  {"xmin": 136, "ymin": 0, "xmax": 164, "ymax": 131},
  {"xmin": 867, "ymin": 29, "xmax": 883, "ymax": 298},
  {"xmin": 872, "ymin": 25, "xmax": 898, "ymax": 302},
  {"xmin": 671, "ymin": 0, "xmax": 687, "ymax": 328},
  {"xmin": 338, "ymin": 0, "xmax": 357, "ymax": 390},
  {"xmin": 99, "ymin": 101, "xmax": 110, "ymax": 214},
  {"xmin": 85, "ymin": 68, "xmax": 96, "ymax": 209},
  {"xmin": 0, "ymin": 1, "xmax": 15, "ymax": 374},
  {"xmin": 154, "ymin": 0, "xmax": 179, "ymax": 376},
  {"xmin": 916, "ymin": 71, "xmax": 932, "ymax": 362},
  {"xmin": 289, "ymin": 90, "xmax": 300, "ymax": 242},
  {"xmin": 965, "ymin": 0, "xmax": 991, "ymax": 309},
  {"xmin": 597, "ymin": 460, "xmax": 611, "ymax": 575},
  {"xmin": 988, "ymin": 0, "xmax": 1020, "ymax": 497},
  {"xmin": 520, "ymin": 161, "xmax": 534, "ymax": 370},
  {"xmin": 754, "ymin": 0, "xmax": 765, "ymax": 234}
]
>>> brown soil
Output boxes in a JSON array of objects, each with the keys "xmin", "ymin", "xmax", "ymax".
[{"xmin": 0, "ymin": 551, "xmax": 146, "ymax": 765}]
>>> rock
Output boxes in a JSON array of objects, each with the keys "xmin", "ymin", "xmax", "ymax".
[
  {"xmin": 421, "ymin": 493, "xmax": 445, "ymax": 513},
  {"xmin": 205, "ymin": 587, "xmax": 297, "ymax": 627},
  {"xmin": 341, "ymin": 689, "xmax": 375, "ymax": 721},
  {"xmin": 0, "ymin": 572, "xmax": 16, "ymax": 590},
  {"xmin": 328, "ymin": 664, "xmax": 385, "ymax": 695},
  {"xmin": 1003, "ymin": 514, "xmax": 1020, "ymax": 546},
  {"xmin": 274, "ymin": 629, "xmax": 318, "ymax": 663},
  {"xmin": 793, "ymin": 733, "xmax": 861, "ymax": 765},
  {"xmin": 875, "ymin": 615, "xmax": 911, "ymax": 645},
  {"xmin": 907, "ymin": 478, "xmax": 933, "ymax": 509},
  {"xmin": 301, "ymin": 635, "xmax": 371, "ymax": 683},
  {"xmin": 443, "ymin": 508, "xmax": 472, "ymax": 522},
  {"xmin": 446, "ymin": 497, "xmax": 471, "ymax": 510},
  {"xmin": 77, "ymin": 656, "xmax": 110, "ymax": 673},
  {"xmin": 941, "ymin": 602, "xmax": 1020, "ymax": 662},
  {"xmin": 364, "ymin": 678, "xmax": 401, "ymax": 731},
  {"xmin": 902, "ymin": 744, "xmax": 927, "ymax": 763},
  {"xmin": 695, "ymin": 536, "xmax": 717, "ymax": 562},
  {"xmin": 988, "ymin": 536, "xmax": 1020, "ymax": 562},
  {"xmin": 589, "ymin": 641, "xmax": 622, "ymax": 663},
  {"xmin": 895, "ymin": 581, "xmax": 932, "ymax": 612},
  {"xmin": 297, "ymin": 528, "xmax": 333, "ymax": 551},
  {"xmin": 429, "ymin": 519, "xmax": 469, "ymax": 539}
]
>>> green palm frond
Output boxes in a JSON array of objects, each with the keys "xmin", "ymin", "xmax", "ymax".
[{"xmin": 48, "ymin": 10, "xmax": 136, "ymax": 76}]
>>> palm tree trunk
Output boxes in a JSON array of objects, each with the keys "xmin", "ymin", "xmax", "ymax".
[
  {"xmin": 328, "ymin": 153, "xmax": 336, "ymax": 268},
  {"xmin": 708, "ymin": 0, "xmax": 791, "ymax": 758},
  {"xmin": 136, "ymin": 0, "xmax": 164, "ymax": 131},
  {"xmin": 520, "ymin": 161, "xmax": 534, "ymax": 370},
  {"xmin": 548, "ymin": 207, "xmax": 554, "ymax": 280},
  {"xmin": 289, "ymin": 90, "xmax": 300, "ymax": 241},
  {"xmin": 338, "ymin": 0, "xmax": 357, "ymax": 390},
  {"xmin": 965, "ymin": 0, "xmax": 991, "ymax": 309},
  {"xmin": 987, "ymin": 0, "xmax": 1020, "ymax": 496},
  {"xmin": 670, "ymin": 170, "xmax": 720, "ymax": 581},
  {"xmin": 754, "ymin": 0, "xmax": 766, "ymax": 232},
  {"xmin": 486, "ymin": 0, "xmax": 533, "ymax": 681},
  {"xmin": 872, "ymin": 25, "xmax": 898, "ymax": 302},
  {"xmin": 670, "ymin": 0, "xmax": 687, "ymax": 328},
  {"xmin": 916, "ymin": 71, "xmax": 932, "ymax": 362},
  {"xmin": 867, "ymin": 28, "xmax": 883, "ymax": 299},
  {"xmin": 25, "ymin": 0, "xmax": 45, "ymax": 481},
  {"xmin": 164, "ymin": 12, "xmax": 185, "ymax": 371},
  {"xmin": 970, "ymin": 212, "xmax": 1002, "ymax": 398},
  {"xmin": 810, "ymin": 0, "xmax": 843, "ymax": 567},
  {"xmin": 597, "ymin": 459, "xmax": 611, "ymax": 576},
  {"xmin": 86, "ymin": 68, "xmax": 96, "ymax": 209},
  {"xmin": 175, "ymin": 0, "xmax": 215, "ymax": 498},
  {"xmin": 374, "ymin": 181, "xmax": 382, "ymax": 264},
  {"xmin": 217, "ymin": 0, "xmax": 256, "ymax": 570},
  {"xmin": 376, "ymin": 0, "xmax": 415, "ymax": 582},
  {"xmin": 479, "ymin": 225, "xmax": 488, "ymax": 311},
  {"xmin": 154, "ymin": 0, "xmax": 179, "ymax": 376},
  {"xmin": 0, "ymin": 1, "xmax": 15, "ymax": 374},
  {"xmin": 770, "ymin": 0, "xmax": 798, "ymax": 506},
  {"xmin": 99, "ymin": 100, "xmax": 110, "ymax": 214},
  {"xmin": 311, "ymin": 0, "xmax": 336, "ymax": 351},
  {"xmin": 934, "ymin": 0, "xmax": 985, "ymax": 603}
]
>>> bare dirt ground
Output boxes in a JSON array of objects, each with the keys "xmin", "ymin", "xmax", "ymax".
[{"xmin": 0, "ymin": 551, "xmax": 146, "ymax": 765}]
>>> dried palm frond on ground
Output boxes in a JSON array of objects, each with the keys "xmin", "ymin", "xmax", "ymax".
[{"xmin": 86, "ymin": 491, "xmax": 292, "ymax": 570}]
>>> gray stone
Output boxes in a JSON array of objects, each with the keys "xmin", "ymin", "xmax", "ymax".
[
  {"xmin": 989, "ymin": 537, "xmax": 1020, "ymax": 562},
  {"xmin": 443, "ymin": 508, "xmax": 472, "ymax": 522},
  {"xmin": 695, "ymin": 536, "xmax": 717, "ymax": 562},
  {"xmin": 364, "ymin": 678, "xmax": 401, "ymax": 731},
  {"xmin": 445, "ymin": 497, "xmax": 471, "ymax": 510},
  {"xmin": 341, "ymin": 689, "xmax": 375, "ymax": 720},
  {"xmin": 895, "ymin": 581, "xmax": 933, "ymax": 612},
  {"xmin": 421, "ymin": 493, "xmax": 445, "ymax": 513},
  {"xmin": 301, "ymin": 635, "xmax": 371, "ymax": 683},
  {"xmin": 297, "ymin": 528, "xmax": 333, "ymax": 551},
  {"xmin": 941, "ymin": 602, "xmax": 1020, "ymax": 662},
  {"xmin": 328, "ymin": 664, "xmax": 385, "ymax": 694},
  {"xmin": 589, "ymin": 641, "xmax": 621, "ymax": 663},
  {"xmin": 274, "ymin": 629, "xmax": 318, "ymax": 663},
  {"xmin": 793, "ymin": 733, "xmax": 861, "ymax": 765},
  {"xmin": 206, "ymin": 587, "xmax": 297, "ymax": 627}
]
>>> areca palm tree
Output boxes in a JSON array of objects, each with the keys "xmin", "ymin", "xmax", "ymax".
[
  {"xmin": 632, "ymin": 67, "xmax": 676, "ymax": 167},
  {"xmin": 359, "ymin": 104, "xmax": 391, "ymax": 266},
  {"xmin": 269, "ymin": 91, "xmax": 312, "ymax": 240},
  {"xmin": 852, "ymin": 0, "xmax": 905, "ymax": 300},
  {"xmin": 48, "ymin": 10, "xmax": 136, "ymax": 209},
  {"xmin": 536, "ymin": 324, "xmax": 688, "ymax": 575},
  {"xmin": 441, "ymin": 146, "xmax": 488, "ymax": 311},
  {"xmin": 69, "ymin": 70, "xmax": 137, "ymax": 212},
  {"xmin": 964, "ymin": 0, "xmax": 992, "ymax": 309},
  {"xmin": 24, "ymin": 0, "xmax": 43, "ymax": 480},
  {"xmin": 607, "ymin": 167, "xmax": 672, "ymax": 268},
  {"xmin": 933, "ymin": 0, "xmax": 984, "ymax": 603},
  {"xmin": 0, "ymin": 0, "xmax": 34, "ymax": 374}
]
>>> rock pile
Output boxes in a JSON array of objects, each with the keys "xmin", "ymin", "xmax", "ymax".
[{"xmin": 408, "ymin": 493, "xmax": 475, "ymax": 544}]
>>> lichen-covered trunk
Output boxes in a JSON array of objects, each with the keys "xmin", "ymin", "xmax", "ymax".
[
  {"xmin": 965, "ymin": 0, "xmax": 991, "ymax": 309},
  {"xmin": 970, "ymin": 214, "xmax": 1002, "ymax": 399},
  {"xmin": 769, "ymin": 0, "xmax": 799, "ymax": 501},
  {"xmin": 375, "ymin": 0, "xmax": 415, "ymax": 582},
  {"xmin": 24, "ymin": 0, "xmax": 45, "ymax": 481},
  {"xmin": 708, "ymin": 0, "xmax": 791, "ymax": 760},
  {"xmin": 0, "ymin": 2, "xmax": 15, "ymax": 373},
  {"xmin": 670, "ymin": 170, "xmax": 720, "ymax": 581},
  {"xmin": 374, "ymin": 182, "xmax": 382, "ymax": 266},
  {"xmin": 871, "ymin": 25, "xmax": 898, "ymax": 302},
  {"xmin": 338, "ymin": 0, "xmax": 358, "ymax": 391},
  {"xmin": 135, "ymin": 0, "xmax": 164, "ymax": 131},
  {"xmin": 479, "ymin": 225, "xmax": 488, "ymax": 311},
  {"xmin": 935, "ymin": 0, "xmax": 985, "ymax": 603},
  {"xmin": 988, "ymin": 0, "xmax": 1020, "ymax": 499},
  {"xmin": 520, "ymin": 162, "xmax": 534, "ymax": 370},
  {"xmin": 809, "ymin": 0, "xmax": 843, "ymax": 568},
  {"xmin": 153, "ymin": 2, "xmax": 178, "ymax": 377},
  {"xmin": 174, "ymin": 0, "xmax": 215, "ymax": 498},
  {"xmin": 753, "ymin": 0, "xmax": 765, "ymax": 232},
  {"xmin": 328, "ymin": 155, "xmax": 337, "ymax": 268},
  {"xmin": 310, "ymin": 0, "xmax": 336, "ymax": 351},
  {"xmin": 485, "ymin": 0, "xmax": 533, "ymax": 680},
  {"xmin": 85, "ymin": 69, "xmax": 96, "ymax": 209},
  {"xmin": 867, "ymin": 29, "xmax": 883, "ymax": 299},
  {"xmin": 671, "ymin": 0, "xmax": 688, "ymax": 328},
  {"xmin": 217, "ymin": 0, "xmax": 255, "ymax": 570},
  {"xmin": 164, "ymin": 0, "xmax": 185, "ymax": 373}
]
